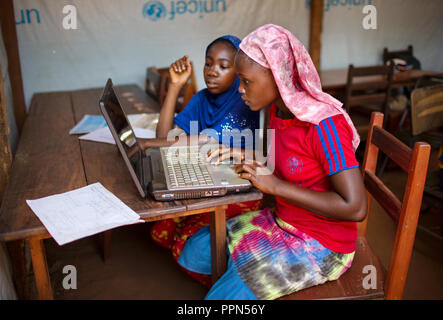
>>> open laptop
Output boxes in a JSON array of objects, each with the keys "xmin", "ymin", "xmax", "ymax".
[{"xmin": 99, "ymin": 79, "xmax": 252, "ymax": 201}]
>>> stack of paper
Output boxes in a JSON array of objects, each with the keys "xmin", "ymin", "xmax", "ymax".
[{"xmin": 26, "ymin": 183, "xmax": 144, "ymax": 245}]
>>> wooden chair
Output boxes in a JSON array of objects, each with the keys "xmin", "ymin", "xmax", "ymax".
[
  {"xmin": 409, "ymin": 81, "xmax": 443, "ymax": 146},
  {"xmin": 343, "ymin": 64, "xmax": 394, "ymax": 140},
  {"xmin": 410, "ymin": 82, "xmax": 443, "ymax": 226},
  {"xmin": 280, "ymin": 112, "xmax": 431, "ymax": 300},
  {"xmin": 145, "ymin": 63, "xmax": 198, "ymax": 113},
  {"xmin": 383, "ymin": 45, "xmax": 413, "ymax": 64},
  {"xmin": 378, "ymin": 76, "xmax": 443, "ymax": 177},
  {"xmin": 145, "ymin": 66, "xmax": 168, "ymax": 105}
]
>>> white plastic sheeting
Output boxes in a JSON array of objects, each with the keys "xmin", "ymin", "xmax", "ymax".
[
  {"xmin": 13, "ymin": 0, "xmax": 310, "ymax": 109},
  {"xmin": 0, "ymin": 243, "xmax": 17, "ymax": 300},
  {"xmin": 11, "ymin": 0, "xmax": 443, "ymax": 111}
]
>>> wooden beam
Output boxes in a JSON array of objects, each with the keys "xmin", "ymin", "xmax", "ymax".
[
  {"xmin": 309, "ymin": 0, "xmax": 324, "ymax": 72},
  {"xmin": 0, "ymin": 65, "xmax": 12, "ymax": 203},
  {"xmin": 0, "ymin": 0, "xmax": 27, "ymax": 134}
]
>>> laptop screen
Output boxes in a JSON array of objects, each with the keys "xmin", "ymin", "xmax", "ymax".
[
  {"xmin": 100, "ymin": 80, "xmax": 139, "ymax": 153},
  {"xmin": 99, "ymin": 79, "xmax": 146, "ymax": 198}
]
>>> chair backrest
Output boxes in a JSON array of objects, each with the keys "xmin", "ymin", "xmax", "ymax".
[
  {"xmin": 383, "ymin": 45, "xmax": 413, "ymax": 64},
  {"xmin": 145, "ymin": 63, "xmax": 198, "ymax": 113},
  {"xmin": 344, "ymin": 64, "xmax": 394, "ymax": 119},
  {"xmin": 358, "ymin": 112, "xmax": 431, "ymax": 299},
  {"xmin": 0, "ymin": 65, "xmax": 13, "ymax": 204},
  {"xmin": 145, "ymin": 66, "xmax": 167, "ymax": 103}
]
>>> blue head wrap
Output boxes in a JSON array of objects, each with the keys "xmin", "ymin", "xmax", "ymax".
[{"xmin": 174, "ymin": 35, "xmax": 260, "ymax": 148}]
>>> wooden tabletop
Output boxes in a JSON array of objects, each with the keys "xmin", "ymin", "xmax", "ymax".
[
  {"xmin": 0, "ymin": 84, "xmax": 262, "ymax": 242},
  {"xmin": 320, "ymin": 68, "xmax": 443, "ymax": 92}
]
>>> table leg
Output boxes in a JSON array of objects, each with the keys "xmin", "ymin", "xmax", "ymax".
[
  {"xmin": 102, "ymin": 230, "xmax": 112, "ymax": 262},
  {"xmin": 6, "ymin": 240, "xmax": 29, "ymax": 299},
  {"xmin": 210, "ymin": 205, "xmax": 227, "ymax": 284},
  {"xmin": 28, "ymin": 238, "xmax": 53, "ymax": 300}
]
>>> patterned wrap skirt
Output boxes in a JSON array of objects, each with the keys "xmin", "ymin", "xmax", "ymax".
[{"xmin": 179, "ymin": 208, "xmax": 355, "ymax": 300}]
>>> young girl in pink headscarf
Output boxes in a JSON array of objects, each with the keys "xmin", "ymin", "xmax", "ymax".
[{"xmin": 177, "ymin": 24, "xmax": 367, "ymax": 300}]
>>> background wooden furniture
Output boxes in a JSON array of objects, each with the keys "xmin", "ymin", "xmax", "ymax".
[
  {"xmin": 379, "ymin": 76, "xmax": 443, "ymax": 176},
  {"xmin": 343, "ymin": 64, "xmax": 394, "ymax": 139},
  {"xmin": 410, "ymin": 81, "xmax": 443, "ymax": 143},
  {"xmin": 146, "ymin": 63, "xmax": 198, "ymax": 113},
  {"xmin": 383, "ymin": 45, "xmax": 413, "ymax": 64},
  {"xmin": 280, "ymin": 112, "xmax": 430, "ymax": 300},
  {"xmin": 0, "ymin": 84, "xmax": 262, "ymax": 299},
  {"xmin": 320, "ymin": 68, "xmax": 443, "ymax": 94},
  {"xmin": 410, "ymin": 82, "xmax": 443, "ymax": 232}
]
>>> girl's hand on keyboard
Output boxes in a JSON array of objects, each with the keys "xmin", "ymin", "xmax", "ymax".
[
  {"xmin": 205, "ymin": 147, "xmax": 254, "ymax": 166},
  {"xmin": 234, "ymin": 161, "xmax": 279, "ymax": 195}
]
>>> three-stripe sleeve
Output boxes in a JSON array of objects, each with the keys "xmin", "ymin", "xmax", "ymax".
[{"xmin": 314, "ymin": 116, "xmax": 359, "ymax": 176}]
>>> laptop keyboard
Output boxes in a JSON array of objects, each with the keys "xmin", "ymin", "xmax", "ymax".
[{"xmin": 164, "ymin": 147, "xmax": 214, "ymax": 188}]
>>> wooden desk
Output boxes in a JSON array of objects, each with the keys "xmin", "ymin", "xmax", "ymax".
[
  {"xmin": 0, "ymin": 84, "xmax": 262, "ymax": 300},
  {"xmin": 321, "ymin": 68, "xmax": 443, "ymax": 93}
]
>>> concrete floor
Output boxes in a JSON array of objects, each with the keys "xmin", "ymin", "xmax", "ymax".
[{"xmin": 28, "ymin": 153, "xmax": 443, "ymax": 300}]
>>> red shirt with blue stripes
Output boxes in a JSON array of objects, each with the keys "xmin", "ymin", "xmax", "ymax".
[{"xmin": 269, "ymin": 104, "xmax": 359, "ymax": 253}]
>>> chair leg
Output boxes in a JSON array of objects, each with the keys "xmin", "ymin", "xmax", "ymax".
[
  {"xmin": 397, "ymin": 107, "xmax": 409, "ymax": 132},
  {"xmin": 102, "ymin": 231, "xmax": 112, "ymax": 262},
  {"xmin": 377, "ymin": 155, "xmax": 389, "ymax": 178}
]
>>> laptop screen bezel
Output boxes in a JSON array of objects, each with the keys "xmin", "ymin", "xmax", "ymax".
[{"xmin": 99, "ymin": 78, "xmax": 147, "ymax": 198}]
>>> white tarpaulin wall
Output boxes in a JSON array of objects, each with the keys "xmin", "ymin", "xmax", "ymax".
[{"xmin": 12, "ymin": 0, "xmax": 443, "ymax": 110}]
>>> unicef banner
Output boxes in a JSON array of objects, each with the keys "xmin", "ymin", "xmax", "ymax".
[{"xmin": 12, "ymin": 0, "xmax": 443, "ymax": 109}]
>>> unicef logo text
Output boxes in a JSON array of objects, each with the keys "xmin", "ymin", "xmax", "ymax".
[
  {"xmin": 143, "ymin": 0, "xmax": 227, "ymax": 21},
  {"xmin": 143, "ymin": 1, "xmax": 167, "ymax": 21}
]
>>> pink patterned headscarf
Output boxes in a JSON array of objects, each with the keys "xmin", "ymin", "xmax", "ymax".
[{"xmin": 240, "ymin": 24, "xmax": 360, "ymax": 151}]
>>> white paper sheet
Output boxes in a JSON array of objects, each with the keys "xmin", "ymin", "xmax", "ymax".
[
  {"xmin": 26, "ymin": 183, "xmax": 144, "ymax": 246},
  {"xmin": 78, "ymin": 126, "xmax": 115, "ymax": 144},
  {"xmin": 78, "ymin": 113, "xmax": 157, "ymax": 144}
]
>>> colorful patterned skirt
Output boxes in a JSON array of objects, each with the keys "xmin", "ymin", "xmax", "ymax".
[
  {"xmin": 179, "ymin": 208, "xmax": 355, "ymax": 300},
  {"xmin": 150, "ymin": 199, "xmax": 263, "ymax": 287}
]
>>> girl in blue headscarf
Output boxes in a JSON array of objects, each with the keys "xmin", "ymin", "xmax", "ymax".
[
  {"xmin": 156, "ymin": 35, "xmax": 260, "ymax": 149},
  {"xmin": 150, "ymin": 36, "xmax": 262, "ymax": 286}
]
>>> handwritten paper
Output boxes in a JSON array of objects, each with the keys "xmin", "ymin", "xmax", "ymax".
[{"xmin": 26, "ymin": 183, "xmax": 144, "ymax": 245}]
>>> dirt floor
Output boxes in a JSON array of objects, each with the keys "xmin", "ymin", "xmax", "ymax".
[{"xmin": 25, "ymin": 151, "xmax": 443, "ymax": 300}]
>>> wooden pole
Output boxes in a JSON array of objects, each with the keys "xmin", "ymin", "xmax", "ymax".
[
  {"xmin": 0, "ymin": 0, "xmax": 27, "ymax": 134},
  {"xmin": 0, "ymin": 65, "xmax": 12, "ymax": 203},
  {"xmin": 309, "ymin": 0, "xmax": 324, "ymax": 72}
]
